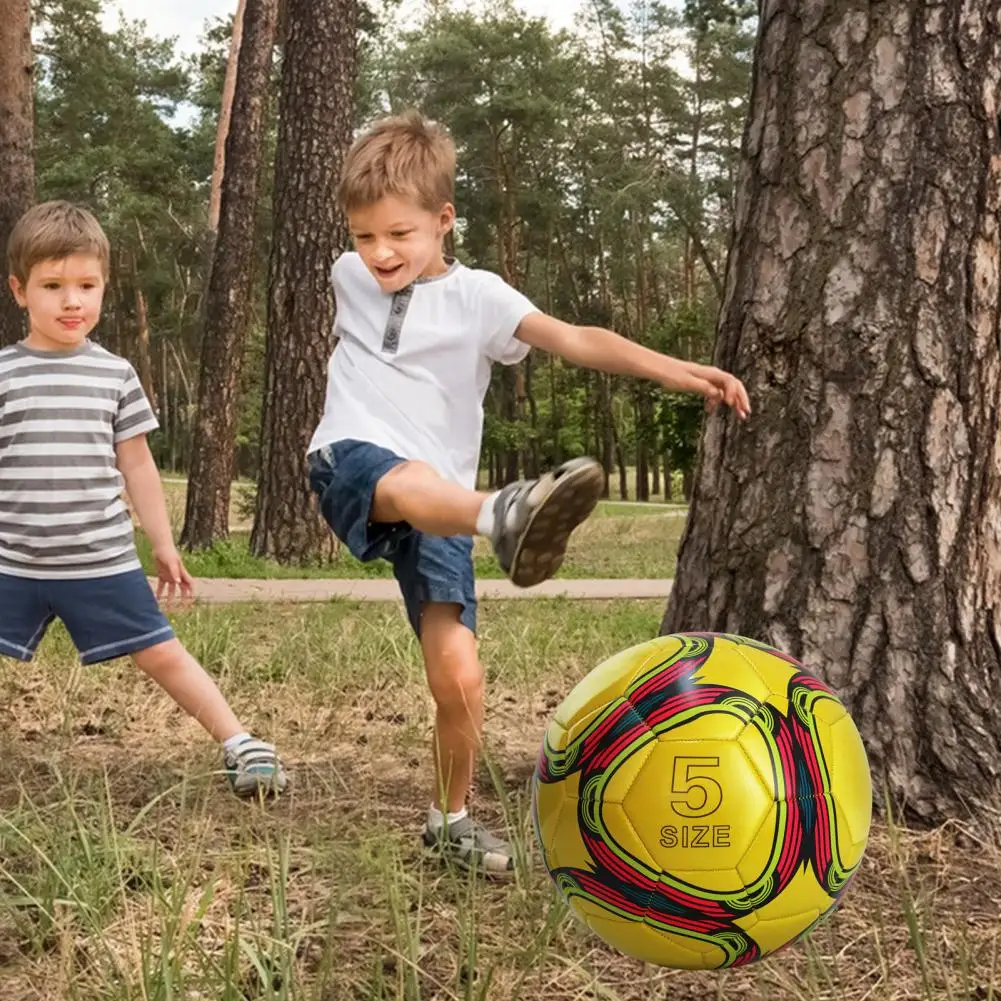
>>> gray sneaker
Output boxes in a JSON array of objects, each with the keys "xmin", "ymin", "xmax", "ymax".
[
  {"xmin": 223, "ymin": 737, "xmax": 287, "ymax": 798},
  {"xmin": 422, "ymin": 815, "xmax": 515, "ymax": 877},
  {"xmin": 491, "ymin": 457, "xmax": 604, "ymax": 587}
]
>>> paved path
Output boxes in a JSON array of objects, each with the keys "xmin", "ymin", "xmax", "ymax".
[{"xmin": 167, "ymin": 577, "xmax": 674, "ymax": 604}]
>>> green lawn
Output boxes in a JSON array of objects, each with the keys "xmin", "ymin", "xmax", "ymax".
[{"xmin": 0, "ymin": 600, "xmax": 992, "ymax": 1000}]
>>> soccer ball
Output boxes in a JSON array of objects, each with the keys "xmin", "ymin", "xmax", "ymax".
[{"xmin": 531, "ymin": 632, "xmax": 871, "ymax": 969}]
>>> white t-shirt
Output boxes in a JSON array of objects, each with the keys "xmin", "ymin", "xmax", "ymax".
[{"xmin": 308, "ymin": 252, "xmax": 538, "ymax": 488}]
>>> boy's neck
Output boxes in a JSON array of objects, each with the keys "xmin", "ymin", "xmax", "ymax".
[
  {"xmin": 420, "ymin": 251, "xmax": 451, "ymax": 280},
  {"xmin": 19, "ymin": 336, "xmax": 91, "ymax": 355}
]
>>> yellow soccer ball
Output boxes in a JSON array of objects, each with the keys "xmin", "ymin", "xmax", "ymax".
[{"xmin": 531, "ymin": 633, "xmax": 872, "ymax": 969}]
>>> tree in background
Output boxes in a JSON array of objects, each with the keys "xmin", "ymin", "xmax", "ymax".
[
  {"xmin": 664, "ymin": 0, "xmax": 1001, "ymax": 823},
  {"xmin": 20, "ymin": 0, "xmax": 754, "ymax": 522},
  {"xmin": 32, "ymin": 0, "xmax": 206, "ymax": 466},
  {"xmin": 0, "ymin": 0, "xmax": 34, "ymax": 346},
  {"xmin": 181, "ymin": 0, "xmax": 279, "ymax": 550},
  {"xmin": 207, "ymin": 0, "xmax": 247, "ymax": 236},
  {"xmin": 250, "ymin": 0, "xmax": 360, "ymax": 562},
  {"xmin": 374, "ymin": 0, "xmax": 753, "ymax": 497}
]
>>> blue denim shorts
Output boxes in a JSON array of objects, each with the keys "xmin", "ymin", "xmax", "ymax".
[
  {"xmin": 307, "ymin": 439, "xmax": 477, "ymax": 636},
  {"xmin": 0, "ymin": 568, "xmax": 175, "ymax": 665}
]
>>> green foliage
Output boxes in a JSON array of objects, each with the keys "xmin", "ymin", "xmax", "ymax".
[
  {"xmin": 32, "ymin": 0, "xmax": 208, "ymax": 470},
  {"xmin": 27, "ymin": 0, "xmax": 754, "ymax": 493},
  {"xmin": 683, "ymin": 0, "xmax": 758, "ymax": 31},
  {"xmin": 356, "ymin": 0, "xmax": 753, "ymax": 487},
  {"xmin": 30, "ymin": 0, "xmax": 281, "ymax": 474},
  {"xmin": 33, "ymin": 0, "xmax": 203, "ymax": 277}
]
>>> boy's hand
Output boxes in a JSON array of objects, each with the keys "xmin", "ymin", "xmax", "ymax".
[
  {"xmin": 153, "ymin": 545, "xmax": 194, "ymax": 605},
  {"xmin": 696, "ymin": 368, "xmax": 751, "ymax": 421}
]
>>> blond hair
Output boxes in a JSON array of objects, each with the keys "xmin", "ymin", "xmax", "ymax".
[
  {"xmin": 338, "ymin": 110, "xmax": 456, "ymax": 212},
  {"xmin": 7, "ymin": 201, "xmax": 110, "ymax": 284}
]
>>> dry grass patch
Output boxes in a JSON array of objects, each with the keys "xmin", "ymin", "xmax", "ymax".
[{"xmin": 0, "ymin": 601, "xmax": 997, "ymax": 1000}]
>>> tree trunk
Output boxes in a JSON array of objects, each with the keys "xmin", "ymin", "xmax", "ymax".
[
  {"xmin": 635, "ymin": 386, "xmax": 654, "ymax": 503},
  {"xmin": 0, "ymin": 0, "xmax": 33, "ymax": 347},
  {"xmin": 524, "ymin": 352, "xmax": 540, "ymax": 478},
  {"xmin": 182, "ymin": 0, "xmax": 278, "ymax": 550},
  {"xmin": 663, "ymin": 451, "xmax": 673, "ymax": 501},
  {"xmin": 635, "ymin": 438, "xmax": 649, "ymax": 502},
  {"xmin": 133, "ymin": 283, "xmax": 157, "ymax": 414},
  {"xmin": 250, "ymin": 0, "xmax": 358, "ymax": 562},
  {"xmin": 504, "ymin": 366, "xmax": 521, "ymax": 484},
  {"xmin": 663, "ymin": 0, "xmax": 1001, "ymax": 824},
  {"xmin": 684, "ymin": 26, "xmax": 704, "ymax": 306},
  {"xmin": 158, "ymin": 343, "xmax": 170, "ymax": 469},
  {"xmin": 548, "ymin": 355, "xmax": 563, "ymax": 468},
  {"xmin": 600, "ymin": 374, "xmax": 614, "ymax": 498},
  {"xmin": 681, "ymin": 466, "xmax": 693, "ymax": 504},
  {"xmin": 197, "ymin": 0, "xmax": 247, "ymax": 343},
  {"xmin": 109, "ymin": 256, "xmax": 127, "ymax": 358},
  {"xmin": 613, "ymin": 417, "xmax": 628, "ymax": 501},
  {"xmin": 208, "ymin": 0, "xmax": 247, "ymax": 234},
  {"xmin": 514, "ymin": 362, "xmax": 528, "ymax": 477}
]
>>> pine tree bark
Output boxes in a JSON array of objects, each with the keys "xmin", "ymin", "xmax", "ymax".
[
  {"xmin": 524, "ymin": 353, "xmax": 540, "ymax": 478},
  {"xmin": 635, "ymin": 386, "xmax": 654, "ymax": 502},
  {"xmin": 208, "ymin": 0, "xmax": 247, "ymax": 234},
  {"xmin": 663, "ymin": 0, "xmax": 1001, "ymax": 823},
  {"xmin": 134, "ymin": 284, "xmax": 157, "ymax": 414},
  {"xmin": 181, "ymin": 0, "xmax": 278, "ymax": 549},
  {"xmin": 250, "ymin": 0, "xmax": 359, "ymax": 561},
  {"xmin": 0, "ymin": 0, "xmax": 33, "ymax": 347},
  {"xmin": 599, "ymin": 374, "xmax": 614, "ymax": 498},
  {"xmin": 502, "ymin": 366, "xmax": 520, "ymax": 484}
]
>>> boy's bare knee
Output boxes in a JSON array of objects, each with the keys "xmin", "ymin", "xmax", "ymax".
[
  {"xmin": 426, "ymin": 640, "xmax": 483, "ymax": 693},
  {"xmin": 132, "ymin": 638, "xmax": 183, "ymax": 678},
  {"xmin": 440, "ymin": 658, "xmax": 484, "ymax": 701},
  {"xmin": 421, "ymin": 604, "xmax": 482, "ymax": 708},
  {"xmin": 431, "ymin": 668, "xmax": 484, "ymax": 725}
]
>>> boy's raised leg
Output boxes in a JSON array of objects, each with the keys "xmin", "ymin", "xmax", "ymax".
[
  {"xmin": 372, "ymin": 461, "xmax": 485, "ymax": 536},
  {"xmin": 486, "ymin": 457, "xmax": 605, "ymax": 587},
  {"xmin": 374, "ymin": 456, "xmax": 605, "ymax": 588}
]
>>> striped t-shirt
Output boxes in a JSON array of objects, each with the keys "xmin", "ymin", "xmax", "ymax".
[{"xmin": 0, "ymin": 341, "xmax": 159, "ymax": 579}]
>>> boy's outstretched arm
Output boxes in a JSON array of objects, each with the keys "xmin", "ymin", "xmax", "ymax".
[
  {"xmin": 516, "ymin": 313, "xmax": 751, "ymax": 420},
  {"xmin": 116, "ymin": 435, "xmax": 194, "ymax": 602}
]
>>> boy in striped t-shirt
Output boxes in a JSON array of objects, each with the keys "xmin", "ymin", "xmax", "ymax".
[{"xmin": 2, "ymin": 201, "xmax": 285, "ymax": 798}]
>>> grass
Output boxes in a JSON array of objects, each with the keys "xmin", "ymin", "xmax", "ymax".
[
  {"xmin": 1, "ymin": 600, "xmax": 998, "ymax": 1000},
  {"xmin": 136, "ymin": 479, "xmax": 687, "ymax": 580}
]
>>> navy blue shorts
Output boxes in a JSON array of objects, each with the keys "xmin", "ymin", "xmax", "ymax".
[
  {"xmin": 307, "ymin": 439, "xmax": 477, "ymax": 637},
  {"xmin": 0, "ymin": 568, "xmax": 175, "ymax": 665}
]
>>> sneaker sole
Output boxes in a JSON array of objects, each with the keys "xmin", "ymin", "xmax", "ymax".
[
  {"xmin": 507, "ymin": 457, "xmax": 605, "ymax": 588},
  {"xmin": 421, "ymin": 836, "xmax": 516, "ymax": 879},
  {"xmin": 228, "ymin": 772, "xmax": 287, "ymax": 799}
]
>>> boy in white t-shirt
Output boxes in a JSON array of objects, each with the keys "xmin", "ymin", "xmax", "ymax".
[{"xmin": 308, "ymin": 111, "xmax": 750, "ymax": 875}]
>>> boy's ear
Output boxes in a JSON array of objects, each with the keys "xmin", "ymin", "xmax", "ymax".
[
  {"xmin": 438, "ymin": 202, "xmax": 456, "ymax": 235},
  {"xmin": 8, "ymin": 275, "xmax": 27, "ymax": 307}
]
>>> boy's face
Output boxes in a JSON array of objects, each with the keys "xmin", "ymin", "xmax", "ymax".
[
  {"xmin": 8, "ymin": 254, "xmax": 106, "ymax": 351},
  {"xmin": 348, "ymin": 195, "xmax": 455, "ymax": 294}
]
